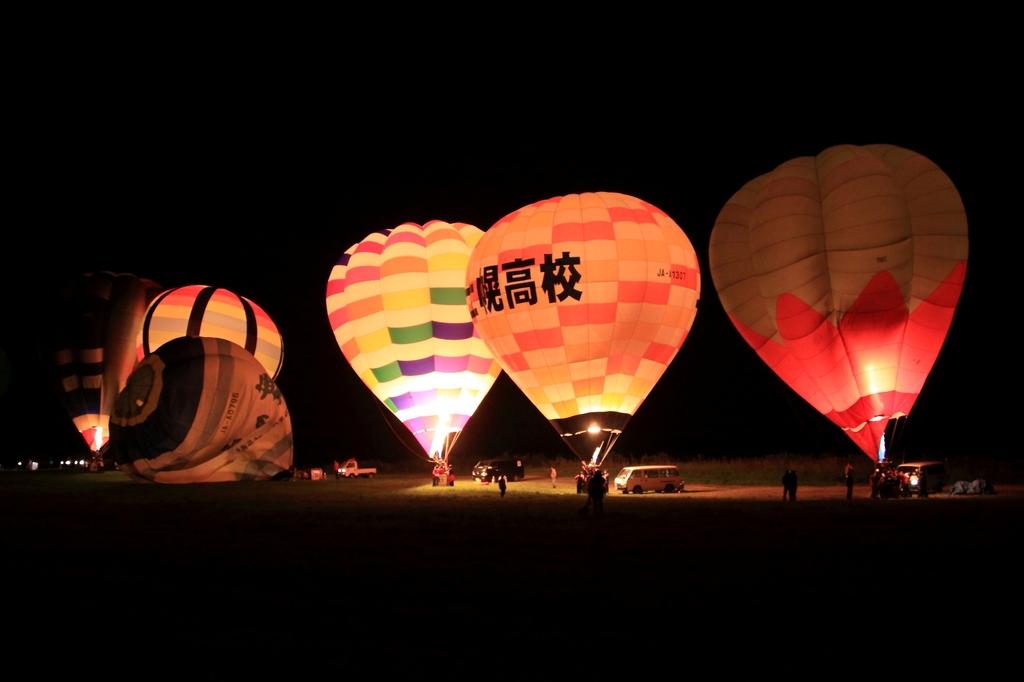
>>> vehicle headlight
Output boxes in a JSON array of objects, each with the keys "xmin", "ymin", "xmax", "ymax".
[{"xmin": 910, "ymin": 475, "xmax": 919, "ymax": 486}]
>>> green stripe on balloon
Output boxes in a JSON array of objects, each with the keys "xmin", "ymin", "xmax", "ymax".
[
  {"xmin": 389, "ymin": 321, "xmax": 433, "ymax": 344},
  {"xmin": 371, "ymin": 361, "xmax": 402, "ymax": 383},
  {"xmin": 430, "ymin": 287, "xmax": 468, "ymax": 305}
]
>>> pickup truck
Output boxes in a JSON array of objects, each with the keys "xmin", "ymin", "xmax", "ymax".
[{"xmin": 338, "ymin": 458, "xmax": 377, "ymax": 479}]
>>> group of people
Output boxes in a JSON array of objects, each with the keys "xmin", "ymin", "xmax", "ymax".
[
  {"xmin": 432, "ymin": 463, "xmax": 455, "ymax": 487},
  {"xmin": 869, "ymin": 466, "xmax": 924, "ymax": 499},
  {"xmin": 776, "ymin": 463, "xmax": 929, "ymax": 500},
  {"xmin": 572, "ymin": 465, "xmax": 608, "ymax": 513}
]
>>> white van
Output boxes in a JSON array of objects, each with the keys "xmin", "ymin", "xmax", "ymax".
[{"xmin": 614, "ymin": 466, "xmax": 683, "ymax": 494}]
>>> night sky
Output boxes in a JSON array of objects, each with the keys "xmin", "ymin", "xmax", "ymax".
[{"xmin": 6, "ymin": 78, "xmax": 1007, "ymax": 469}]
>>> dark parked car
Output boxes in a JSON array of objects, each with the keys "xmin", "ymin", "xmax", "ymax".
[{"xmin": 472, "ymin": 458, "xmax": 525, "ymax": 483}]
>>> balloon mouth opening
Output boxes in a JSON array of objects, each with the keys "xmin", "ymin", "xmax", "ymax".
[{"xmin": 564, "ymin": 427, "xmax": 623, "ymax": 438}]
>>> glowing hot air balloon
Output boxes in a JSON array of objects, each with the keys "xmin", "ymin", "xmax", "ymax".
[
  {"xmin": 110, "ymin": 336, "xmax": 293, "ymax": 483},
  {"xmin": 709, "ymin": 144, "xmax": 968, "ymax": 460},
  {"xmin": 466, "ymin": 192, "xmax": 700, "ymax": 465},
  {"xmin": 138, "ymin": 285, "xmax": 284, "ymax": 379},
  {"xmin": 326, "ymin": 221, "xmax": 502, "ymax": 466},
  {"xmin": 40, "ymin": 272, "xmax": 163, "ymax": 455}
]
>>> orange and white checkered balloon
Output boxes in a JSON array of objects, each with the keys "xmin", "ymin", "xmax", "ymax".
[{"xmin": 467, "ymin": 192, "xmax": 700, "ymax": 462}]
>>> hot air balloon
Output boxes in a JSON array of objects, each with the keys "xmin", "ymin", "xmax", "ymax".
[
  {"xmin": 109, "ymin": 336, "xmax": 293, "ymax": 483},
  {"xmin": 40, "ymin": 272, "xmax": 163, "ymax": 456},
  {"xmin": 466, "ymin": 192, "xmax": 701, "ymax": 466},
  {"xmin": 709, "ymin": 144, "xmax": 968, "ymax": 461},
  {"xmin": 138, "ymin": 285, "xmax": 284, "ymax": 379},
  {"xmin": 326, "ymin": 221, "xmax": 502, "ymax": 467}
]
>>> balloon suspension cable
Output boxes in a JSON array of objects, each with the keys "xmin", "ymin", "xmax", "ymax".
[
  {"xmin": 433, "ymin": 429, "xmax": 462, "ymax": 472},
  {"xmin": 369, "ymin": 396, "xmax": 433, "ymax": 462},
  {"xmin": 594, "ymin": 432, "xmax": 621, "ymax": 469}
]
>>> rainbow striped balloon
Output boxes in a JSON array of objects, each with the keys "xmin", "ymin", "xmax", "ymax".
[
  {"xmin": 326, "ymin": 221, "xmax": 501, "ymax": 460},
  {"xmin": 137, "ymin": 285, "xmax": 284, "ymax": 379}
]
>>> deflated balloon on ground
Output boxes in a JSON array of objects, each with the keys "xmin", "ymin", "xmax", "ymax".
[{"xmin": 109, "ymin": 336, "xmax": 293, "ymax": 483}]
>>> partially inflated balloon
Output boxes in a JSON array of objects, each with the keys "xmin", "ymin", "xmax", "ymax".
[
  {"xmin": 467, "ymin": 192, "xmax": 700, "ymax": 463},
  {"xmin": 110, "ymin": 336, "xmax": 293, "ymax": 483},
  {"xmin": 40, "ymin": 272, "xmax": 162, "ymax": 452},
  {"xmin": 709, "ymin": 144, "xmax": 968, "ymax": 459},
  {"xmin": 138, "ymin": 285, "xmax": 284, "ymax": 379},
  {"xmin": 326, "ymin": 221, "xmax": 501, "ymax": 462}
]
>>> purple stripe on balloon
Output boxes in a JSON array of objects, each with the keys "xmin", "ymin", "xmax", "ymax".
[
  {"xmin": 398, "ymin": 357, "xmax": 435, "ymax": 376},
  {"xmin": 404, "ymin": 416, "xmax": 426, "ymax": 433},
  {"xmin": 390, "ymin": 393, "xmax": 416, "ymax": 411},
  {"xmin": 414, "ymin": 432, "xmax": 432, "ymax": 455},
  {"xmin": 410, "ymin": 389, "xmax": 437, "ymax": 405},
  {"xmin": 433, "ymin": 321, "xmax": 474, "ymax": 340},
  {"xmin": 451, "ymin": 414, "xmax": 469, "ymax": 429},
  {"xmin": 468, "ymin": 355, "xmax": 495, "ymax": 374},
  {"xmin": 434, "ymin": 355, "xmax": 470, "ymax": 372}
]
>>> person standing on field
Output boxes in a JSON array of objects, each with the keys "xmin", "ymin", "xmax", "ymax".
[
  {"xmin": 550, "ymin": 467, "xmax": 557, "ymax": 488},
  {"xmin": 588, "ymin": 471, "xmax": 605, "ymax": 513},
  {"xmin": 781, "ymin": 470, "xmax": 798, "ymax": 500},
  {"xmin": 498, "ymin": 475, "xmax": 507, "ymax": 498},
  {"xmin": 845, "ymin": 463, "xmax": 854, "ymax": 500}
]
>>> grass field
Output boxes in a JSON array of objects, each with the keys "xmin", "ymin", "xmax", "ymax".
[{"xmin": 3, "ymin": 469, "xmax": 1021, "ymax": 671}]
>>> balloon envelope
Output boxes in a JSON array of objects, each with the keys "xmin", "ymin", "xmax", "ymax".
[
  {"xmin": 466, "ymin": 192, "xmax": 701, "ymax": 462},
  {"xmin": 138, "ymin": 285, "xmax": 284, "ymax": 379},
  {"xmin": 110, "ymin": 336, "xmax": 293, "ymax": 483},
  {"xmin": 709, "ymin": 144, "xmax": 968, "ymax": 459},
  {"xmin": 326, "ymin": 221, "xmax": 501, "ymax": 460},
  {"xmin": 40, "ymin": 272, "xmax": 162, "ymax": 451}
]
